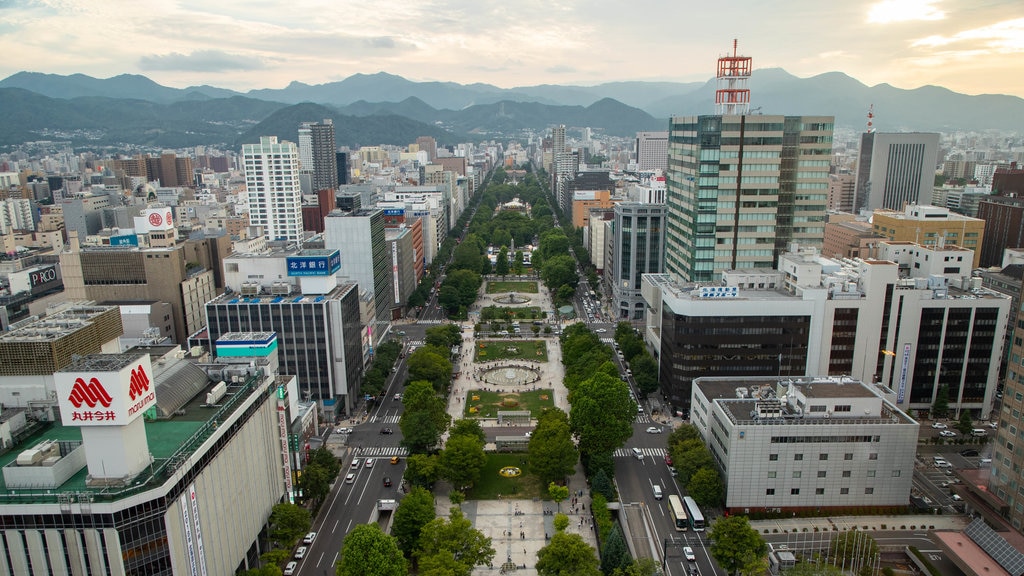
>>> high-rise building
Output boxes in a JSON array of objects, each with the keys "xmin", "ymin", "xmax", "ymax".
[
  {"xmin": 635, "ymin": 131, "xmax": 668, "ymax": 172},
  {"xmin": 853, "ymin": 132, "xmax": 940, "ymax": 212},
  {"xmin": 665, "ymin": 115, "xmax": 834, "ymax": 283},
  {"xmin": 323, "ymin": 208, "xmax": 392, "ymax": 326},
  {"xmin": 871, "ymin": 204, "xmax": 984, "ymax": 267},
  {"xmin": 827, "ymin": 173, "xmax": 856, "ymax": 213},
  {"xmin": 336, "ymin": 151, "xmax": 350, "ymax": 185},
  {"xmin": 978, "ymin": 196, "xmax": 1024, "ymax": 267},
  {"xmin": 607, "ymin": 202, "xmax": 665, "ymax": 322},
  {"xmin": 298, "ymin": 119, "xmax": 338, "ymax": 192},
  {"xmin": 416, "ymin": 136, "xmax": 438, "ymax": 162},
  {"xmin": 242, "ymin": 136, "xmax": 303, "ymax": 243}
]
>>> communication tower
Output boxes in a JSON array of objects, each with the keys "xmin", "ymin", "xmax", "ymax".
[{"xmin": 715, "ymin": 39, "xmax": 752, "ymax": 115}]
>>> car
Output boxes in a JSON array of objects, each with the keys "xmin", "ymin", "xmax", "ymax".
[
  {"xmin": 988, "ymin": 422, "xmax": 999, "ymax": 429},
  {"xmin": 383, "ymin": 476, "xmax": 392, "ymax": 487},
  {"xmin": 931, "ymin": 422, "xmax": 948, "ymax": 429},
  {"xmin": 525, "ymin": 431, "xmax": 532, "ymax": 438},
  {"xmin": 294, "ymin": 546, "xmax": 307, "ymax": 559},
  {"xmin": 690, "ymin": 568, "xmax": 700, "ymax": 576},
  {"xmin": 684, "ymin": 546, "xmax": 696, "ymax": 562},
  {"xmin": 665, "ymin": 455, "xmax": 673, "ymax": 466},
  {"xmin": 380, "ymin": 427, "xmax": 394, "ymax": 435},
  {"xmin": 335, "ymin": 427, "xmax": 352, "ymax": 434},
  {"xmin": 646, "ymin": 426, "xmax": 661, "ymax": 434},
  {"xmin": 960, "ymin": 449, "xmax": 980, "ymax": 457},
  {"xmin": 345, "ymin": 473, "xmax": 355, "ymax": 484},
  {"xmin": 394, "ymin": 393, "xmax": 402, "ymax": 401},
  {"xmin": 390, "ymin": 456, "xmax": 400, "ymax": 464},
  {"xmin": 595, "ymin": 328, "xmax": 607, "ymax": 333},
  {"xmin": 350, "ymin": 459, "xmax": 360, "ymax": 469},
  {"xmin": 981, "ymin": 458, "xmax": 993, "ymax": 464},
  {"xmin": 939, "ymin": 430, "xmax": 957, "ymax": 437},
  {"xmin": 284, "ymin": 561, "xmax": 298, "ymax": 576},
  {"xmin": 303, "ymin": 532, "xmax": 317, "ymax": 545},
  {"xmin": 365, "ymin": 458, "xmax": 374, "ymax": 468}
]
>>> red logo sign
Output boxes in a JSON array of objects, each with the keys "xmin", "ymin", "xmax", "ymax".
[
  {"xmin": 129, "ymin": 365, "xmax": 151, "ymax": 401},
  {"xmin": 149, "ymin": 212, "xmax": 163, "ymax": 226},
  {"xmin": 68, "ymin": 377, "xmax": 113, "ymax": 408},
  {"xmin": 165, "ymin": 211, "xmax": 173, "ymax": 225}
]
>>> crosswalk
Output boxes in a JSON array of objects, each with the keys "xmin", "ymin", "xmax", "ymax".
[
  {"xmin": 370, "ymin": 414, "xmax": 401, "ymax": 424},
  {"xmin": 614, "ymin": 447, "xmax": 666, "ymax": 458},
  {"xmin": 358, "ymin": 446, "xmax": 409, "ymax": 457},
  {"xmin": 418, "ymin": 319, "xmax": 448, "ymax": 325},
  {"xmin": 634, "ymin": 413, "xmax": 653, "ymax": 424}
]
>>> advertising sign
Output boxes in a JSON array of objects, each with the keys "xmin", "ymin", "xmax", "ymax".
[
  {"xmin": 188, "ymin": 484, "xmax": 208, "ymax": 576},
  {"xmin": 383, "ymin": 208, "xmax": 404, "ymax": 216},
  {"xmin": 29, "ymin": 265, "xmax": 58, "ymax": 288},
  {"xmin": 897, "ymin": 343, "xmax": 911, "ymax": 404},
  {"xmin": 109, "ymin": 234, "xmax": 139, "ymax": 246},
  {"xmin": 286, "ymin": 250, "xmax": 341, "ymax": 277},
  {"xmin": 697, "ymin": 286, "xmax": 738, "ymax": 299},
  {"xmin": 55, "ymin": 355, "xmax": 156, "ymax": 426}
]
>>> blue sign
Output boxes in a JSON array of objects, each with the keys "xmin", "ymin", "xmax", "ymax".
[
  {"xmin": 110, "ymin": 234, "xmax": 139, "ymax": 246},
  {"xmin": 897, "ymin": 343, "xmax": 911, "ymax": 404},
  {"xmin": 383, "ymin": 208, "xmax": 404, "ymax": 216},
  {"xmin": 286, "ymin": 251, "xmax": 341, "ymax": 277}
]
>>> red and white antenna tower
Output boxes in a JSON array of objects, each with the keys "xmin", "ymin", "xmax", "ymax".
[
  {"xmin": 866, "ymin": 104, "xmax": 875, "ymax": 133},
  {"xmin": 715, "ymin": 39, "xmax": 752, "ymax": 115}
]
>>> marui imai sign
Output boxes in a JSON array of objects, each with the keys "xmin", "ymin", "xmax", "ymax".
[{"xmin": 55, "ymin": 356, "xmax": 157, "ymax": 427}]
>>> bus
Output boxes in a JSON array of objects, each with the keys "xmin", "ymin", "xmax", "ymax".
[
  {"xmin": 682, "ymin": 496, "xmax": 705, "ymax": 531},
  {"xmin": 667, "ymin": 495, "xmax": 688, "ymax": 532}
]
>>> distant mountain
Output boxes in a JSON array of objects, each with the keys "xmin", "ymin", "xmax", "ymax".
[{"xmin": 0, "ymin": 71, "xmax": 240, "ymax": 103}]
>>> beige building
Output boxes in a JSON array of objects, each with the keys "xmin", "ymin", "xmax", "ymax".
[
  {"xmin": 872, "ymin": 205, "xmax": 985, "ymax": 267},
  {"xmin": 571, "ymin": 189, "xmax": 614, "ymax": 228},
  {"xmin": 822, "ymin": 219, "xmax": 883, "ymax": 260}
]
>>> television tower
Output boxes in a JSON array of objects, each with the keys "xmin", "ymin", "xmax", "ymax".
[
  {"xmin": 715, "ymin": 39, "xmax": 752, "ymax": 115},
  {"xmin": 866, "ymin": 104, "xmax": 876, "ymax": 132}
]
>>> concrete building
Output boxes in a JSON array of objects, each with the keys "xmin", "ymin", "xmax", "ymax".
[
  {"xmin": 854, "ymin": 132, "xmax": 940, "ymax": 212},
  {"xmin": 607, "ymin": 202, "xmax": 665, "ymax": 322},
  {"xmin": 978, "ymin": 196, "xmax": 1024, "ymax": 268},
  {"xmin": 323, "ymin": 208, "xmax": 392, "ymax": 325},
  {"xmin": 385, "ymin": 227, "xmax": 417, "ymax": 310},
  {"xmin": 827, "ymin": 173, "xmax": 856, "ymax": 213},
  {"xmin": 571, "ymin": 189, "xmax": 614, "ymax": 228},
  {"xmin": 635, "ymin": 131, "xmax": 668, "ymax": 172},
  {"xmin": 644, "ymin": 243, "xmax": 1009, "ymax": 417},
  {"xmin": 665, "ymin": 115, "xmax": 833, "ymax": 283},
  {"xmin": 871, "ymin": 205, "xmax": 985, "ymax": 267},
  {"xmin": 822, "ymin": 218, "xmax": 883, "ymax": 260},
  {"xmin": 298, "ymin": 119, "xmax": 338, "ymax": 193},
  {"xmin": 242, "ymin": 136, "xmax": 303, "ymax": 243},
  {"xmin": 691, "ymin": 376, "xmax": 918, "ymax": 514}
]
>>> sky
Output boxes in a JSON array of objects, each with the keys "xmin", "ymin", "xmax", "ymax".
[{"xmin": 2, "ymin": 0, "xmax": 1023, "ymax": 97}]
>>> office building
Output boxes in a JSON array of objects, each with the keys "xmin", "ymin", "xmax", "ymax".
[
  {"xmin": 416, "ymin": 136, "xmax": 438, "ymax": 162},
  {"xmin": 644, "ymin": 243, "xmax": 1009, "ymax": 416},
  {"xmin": 691, "ymin": 376, "xmax": 918, "ymax": 514},
  {"xmin": 336, "ymin": 152, "xmax": 350, "ymax": 185},
  {"xmin": 992, "ymin": 165, "xmax": 1024, "ymax": 196},
  {"xmin": 635, "ymin": 131, "xmax": 668, "ymax": 172},
  {"xmin": 607, "ymin": 202, "xmax": 665, "ymax": 322},
  {"xmin": 871, "ymin": 204, "xmax": 984, "ymax": 267},
  {"xmin": 978, "ymin": 196, "xmax": 1024, "ymax": 268},
  {"xmin": 323, "ymin": 209, "xmax": 392, "ymax": 325},
  {"xmin": 827, "ymin": 173, "xmax": 856, "ymax": 213},
  {"xmin": 298, "ymin": 119, "xmax": 338, "ymax": 192},
  {"xmin": 665, "ymin": 115, "xmax": 834, "ymax": 283},
  {"xmin": 853, "ymin": 132, "xmax": 940, "ymax": 212},
  {"xmin": 571, "ymin": 189, "xmax": 614, "ymax": 228},
  {"xmin": 385, "ymin": 227, "xmax": 417, "ymax": 309},
  {"xmin": 242, "ymin": 136, "xmax": 303, "ymax": 243},
  {"xmin": 822, "ymin": 218, "xmax": 882, "ymax": 260}
]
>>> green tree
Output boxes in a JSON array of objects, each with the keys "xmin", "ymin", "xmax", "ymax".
[
  {"xmin": 590, "ymin": 468, "xmax": 615, "ymax": 501},
  {"xmin": 827, "ymin": 531, "xmax": 879, "ymax": 576},
  {"xmin": 570, "ymin": 372, "xmax": 635, "ymax": 458},
  {"xmin": 496, "ymin": 247, "xmax": 510, "ymax": 275},
  {"xmin": 548, "ymin": 482, "xmax": 570, "ymax": 511},
  {"xmin": 553, "ymin": 513, "xmax": 569, "ymax": 532},
  {"xmin": 601, "ymin": 526, "xmax": 632, "ymax": 575},
  {"xmin": 670, "ymin": 438, "xmax": 714, "ymax": 485},
  {"xmin": 931, "ymin": 384, "xmax": 950, "ymax": 418},
  {"xmin": 708, "ymin": 516, "xmax": 767, "ymax": 576},
  {"xmin": 407, "ymin": 348, "xmax": 453, "ymax": 392},
  {"xmin": 536, "ymin": 531, "xmax": 602, "ymax": 576},
  {"xmin": 688, "ymin": 467, "xmax": 723, "ymax": 508},
  {"xmin": 425, "ymin": 324, "xmax": 462, "ymax": 349},
  {"xmin": 612, "ymin": 557, "xmax": 660, "ymax": 576},
  {"xmin": 400, "ymin": 380, "xmax": 452, "ymax": 453},
  {"xmin": 268, "ymin": 502, "xmax": 311, "ymax": 547},
  {"xmin": 405, "ymin": 453, "xmax": 441, "ymax": 488},
  {"xmin": 298, "ymin": 463, "xmax": 330, "ymax": 504},
  {"xmin": 956, "ymin": 410, "xmax": 974, "ymax": 435},
  {"xmin": 336, "ymin": 523, "xmax": 407, "ymax": 576},
  {"xmin": 392, "ymin": 486, "xmax": 437, "ymax": 555},
  {"xmin": 541, "ymin": 255, "xmax": 579, "ymax": 294},
  {"xmin": 440, "ymin": 433, "xmax": 487, "ymax": 490},
  {"xmin": 415, "ymin": 507, "xmax": 495, "ymax": 575},
  {"xmin": 513, "ymin": 250, "xmax": 525, "ymax": 274},
  {"xmin": 363, "ymin": 367, "xmax": 387, "ymax": 398},
  {"xmin": 259, "ymin": 549, "xmax": 291, "ymax": 568},
  {"xmin": 629, "ymin": 354, "xmax": 659, "ymax": 396},
  {"xmin": 784, "ymin": 562, "xmax": 844, "ymax": 576},
  {"xmin": 667, "ymin": 423, "xmax": 701, "ymax": 445},
  {"xmin": 529, "ymin": 408, "xmax": 578, "ymax": 485},
  {"xmin": 450, "ymin": 418, "xmax": 486, "ymax": 445},
  {"xmin": 309, "ymin": 446, "xmax": 341, "ymax": 480},
  {"xmin": 418, "ymin": 550, "xmax": 462, "ymax": 576}
]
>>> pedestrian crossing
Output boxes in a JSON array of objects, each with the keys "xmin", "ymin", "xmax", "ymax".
[
  {"xmin": 418, "ymin": 319, "xmax": 447, "ymax": 325},
  {"xmin": 634, "ymin": 413, "xmax": 652, "ymax": 424},
  {"xmin": 613, "ymin": 447, "xmax": 666, "ymax": 458},
  {"xmin": 370, "ymin": 414, "xmax": 401, "ymax": 424},
  {"xmin": 358, "ymin": 446, "xmax": 409, "ymax": 457}
]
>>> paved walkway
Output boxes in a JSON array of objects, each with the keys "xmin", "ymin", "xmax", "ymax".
[
  {"xmin": 434, "ymin": 279, "xmax": 598, "ymax": 574},
  {"xmin": 749, "ymin": 514, "xmax": 969, "ymax": 535}
]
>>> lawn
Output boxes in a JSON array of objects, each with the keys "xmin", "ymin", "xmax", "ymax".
[
  {"xmin": 468, "ymin": 453, "xmax": 546, "ymax": 500},
  {"xmin": 486, "ymin": 281, "xmax": 539, "ymax": 294},
  {"xmin": 475, "ymin": 340, "xmax": 548, "ymax": 362},
  {"xmin": 480, "ymin": 306, "xmax": 545, "ymax": 320},
  {"xmin": 465, "ymin": 389, "xmax": 555, "ymax": 418}
]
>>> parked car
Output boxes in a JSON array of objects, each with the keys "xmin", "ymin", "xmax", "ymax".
[
  {"xmin": 294, "ymin": 546, "xmax": 307, "ymax": 559},
  {"xmin": 303, "ymin": 532, "xmax": 317, "ymax": 545},
  {"xmin": 284, "ymin": 562, "xmax": 298, "ymax": 576},
  {"xmin": 939, "ymin": 430, "xmax": 957, "ymax": 437},
  {"xmin": 960, "ymin": 449, "xmax": 979, "ymax": 457},
  {"xmin": 931, "ymin": 422, "xmax": 948, "ymax": 429}
]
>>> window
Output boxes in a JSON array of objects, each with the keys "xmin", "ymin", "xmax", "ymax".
[
  {"xmin": 769, "ymin": 454, "xmax": 779, "ymax": 461},
  {"xmin": 869, "ymin": 453, "xmax": 878, "ymax": 460},
  {"xmin": 834, "ymin": 405, "xmax": 852, "ymax": 412},
  {"xmin": 818, "ymin": 471, "xmax": 827, "ymax": 478},
  {"xmin": 867, "ymin": 470, "xmax": 876, "ymax": 477},
  {"xmin": 865, "ymin": 487, "xmax": 874, "ymax": 494},
  {"xmin": 840, "ymin": 488, "xmax": 850, "ymax": 495},
  {"xmin": 794, "ymin": 454, "xmax": 804, "ymax": 461},
  {"xmin": 766, "ymin": 488, "xmax": 775, "ymax": 495},
  {"xmin": 815, "ymin": 488, "xmax": 825, "ymax": 495},
  {"xmin": 791, "ymin": 488, "xmax": 800, "ymax": 495},
  {"xmin": 842, "ymin": 471, "xmax": 851, "ymax": 478},
  {"xmin": 768, "ymin": 471, "xmax": 777, "ymax": 478},
  {"xmin": 793, "ymin": 471, "xmax": 802, "ymax": 478},
  {"xmin": 844, "ymin": 453, "xmax": 854, "ymax": 460},
  {"xmin": 892, "ymin": 470, "xmax": 902, "ymax": 477}
]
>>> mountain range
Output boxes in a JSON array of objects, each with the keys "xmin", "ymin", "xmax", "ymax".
[{"xmin": 1, "ymin": 69, "xmax": 1022, "ymax": 149}]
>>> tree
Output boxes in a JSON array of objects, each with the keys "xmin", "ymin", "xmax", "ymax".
[
  {"xmin": 529, "ymin": 408, "xmax": 578, "ymax": 485},
  {"xmin": 548, "ymin": 482, "xmax": 569, "ymax": 511},
  {"xmin": 336, "ymin": 523, "xmax": 407, "ymax": 576},
  {"xmin": 363, "ymin": 367, "xmax": 387, "ymax": 398},
  {"xmin": 670, "ymin": 438, "xmax": 714, "ymax": 485},
  {"xmin": 496, "ymin": 247, "xmax": 509, "ymax": 275},
  {"xmin": 440, "ymin": 433, "xmax": 487, "ymax": 490},
  {"xmin": 268, "ymin": 502, "xmax": 311, "ymax": 547},
  {"xmin": 612, "ymin": 558, "xmax": 660, "ymax": 576},
  {"xmin": 415, "ymin": 507, "xmax": 495, "ymax": 576},
  {"xmin": 784, "ymin": 562, "xmax": 844, "ymax": 576},
  {"xmin": 956, "ymin": 410, "xmax": 974, "ymax": 435},
  {"xmin": 405, "ymin": 453, "xmax": 441, "ymax": 488},
  {"xmin": 629, "ymin": 354, "xmax": 659, "ymax": 396},
  {"xmin": 298, "ymin": 463, "xmax": 330, "ymax": 504},
  {"xmin": 688, "ymin": 467, "xmax": 723, "ymax": 508},
  {"xmin": 570, "ymin": 372, "xmax": 635, "ymax": 458},
  {"xmin": 450, "ymin": 418, "xmax": 486, "ymax": 445},
  {"xmin": 931, "ymin": 384, "xmax": 950, "ymax": 418},
  {"xmin": 309, "ymin": 446, "xmax": 341, "ymax": 480},
  {"xmin": 513, "ymin": 250, "xmax": 525, "ymax": 275},
  {"xmin": 259, "ymin": 549, "xmax": 291, "ymax": 567},
  {"xmin": 708, "ymin": 516, "xmax": 767, "ymax": 576},
  {"xmin": 590, "ymin": 468, "xmax": 615, "ymax": 501},
  {"xmin": 553, "ymin": 513, "xmax": 569, "ymax": 532},
  {"xmin": 536, "ymin": 531, "xmax": 601, "ymax": 576},
  {"xmin": 392, "ymin": 486, "xmax": 437, "ymax": 555},
  {"xmin": 541, "ymin": 255, "xmax": 579, "ymax": 294},
  {"xmin": 601, "ymin": 526, "xmax": 631, "ymax": 575},
  {"xmin": 425, "ymin": 324, "xmax": 462, "ymax": 349},
  {"xmin": 667, "ymin": 423, "xmax": 701, "ymax": 446},
  {"xmin": 400, "ymin": 380, "xmax": 452, "ymax": 453},
  {"xmin": 827, "ymin": 531, "xmax": 879, "ymax": 576},
  {"xmin": 407, "ymin": 348, "xmax": 453, "ymax": 393}
]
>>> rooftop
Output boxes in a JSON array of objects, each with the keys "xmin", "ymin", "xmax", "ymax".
[{"xmin": 0, "ymin": 303, "xmax": 116, "ymax": 343}]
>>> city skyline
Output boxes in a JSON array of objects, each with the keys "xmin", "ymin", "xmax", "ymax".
[{"xmin": 3, "ymin": 0, "xmax": 1022, "ymax": 97}]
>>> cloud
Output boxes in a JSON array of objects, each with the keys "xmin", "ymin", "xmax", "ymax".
[
  {"xmin": 867, "ymin": 0, "xmax": 945, "ymax": 24},
  {"xmin": 545, "ymin": 65, "xmax": 577, "ymax": 74},
  {"xmin": 911, "ymin": 17, "xmax": 1024, "ymax": 50},
  {"xmin": 138, "ymin": 50, "xmax": 264, "ymax": 72}
]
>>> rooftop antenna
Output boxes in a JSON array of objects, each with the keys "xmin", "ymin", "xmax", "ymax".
[
  {"xmin": 866, "ymin": 104, "xmax": 875, "ymax": 133},
  {"xmin": 715, "ymin": 39, "xmax": 752, "ymax": 115}
]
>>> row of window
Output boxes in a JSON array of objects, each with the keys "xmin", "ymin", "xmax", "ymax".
[
  {"xmin": 767, "ymin": 469, "xmax": 899, "ymax": 478},
  {"xmin": 765, "ymin": 487, "xmax": 874, "ymax": 496}
]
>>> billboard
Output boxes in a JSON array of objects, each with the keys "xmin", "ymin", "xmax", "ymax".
[
  {"xmin": 697, "ymin": 286, "xmax": 738, "ymax": 299},
  {"xmin": 55, "ymin": 355, "xmax": 156, "ymax": 426},
  {"xmin": 29, "ymin": 265, "xmax": 59, "ymax": 289},
  {"xmin": 109, "ymin": 234, "xmax": 139, "ymax": 246},
  {"xmin": 383, "ymin": 208, "xmax": 404, "ymax": 216},
  {"xmin": 286, "ymin": 250, "xmax": 341, "ymax": 277}
]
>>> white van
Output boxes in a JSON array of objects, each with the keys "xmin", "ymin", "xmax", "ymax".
[
  {"xmin": 652, "ymin": 485, "xmax": 663, "ymax": 500},
  {"xmin": 972, "ymin": 429, "xmax": 988, "ymax": 437},
  {"xmin": 632, "ymin": 447, "xmax": 644, "ymax": 460}
]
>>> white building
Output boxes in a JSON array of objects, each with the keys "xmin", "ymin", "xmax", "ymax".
[
  {"xmin": 691, "ymin": 376, "xmax": 918, "ymax": 514},
  {"xmin": 242, "ymin": 136, "xmax": 302, "ymax": 243}
]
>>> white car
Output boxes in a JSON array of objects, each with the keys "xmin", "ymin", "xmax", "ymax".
[
  {"xmin": 646, "ymin": 426, "xmax": 661, "ymax": 434},
  {"xmin": 939, "ymin": 430, "xmax": 957, "ymax": 437},
  {"xmin": 595, "ymin": 328, "xmax": 607, "ymax": 333},
  {"xmin": 931, "ymin": 422, "xmax": 947, "ymax": 429},
  {"xmin": 684, "ymin": 546, "xmax": 696, "ymax": 562},
  {"xmin": 365, "ymin": 458, "xmax": 374, "ymax": 468},
  {"xmin": 284, "ymin": 561, "xmax": 298, "ymax": 576},
  {"xmin": 294, "ymin": 546, "xmax": 307, "ymax": 559},
  {"xmin": 303, "ymin": 531, "xmax": 317, "ymax": 545}
]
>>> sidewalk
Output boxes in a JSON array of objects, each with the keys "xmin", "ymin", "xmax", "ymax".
[{"xmin": 748, "ymin": 514, "xmax": 969, "ymax": 535}]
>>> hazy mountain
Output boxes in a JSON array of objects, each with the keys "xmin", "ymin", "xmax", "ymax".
[{"xmin": 0, "ymin": 71, "xmax": 240, "ymax": 103}]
